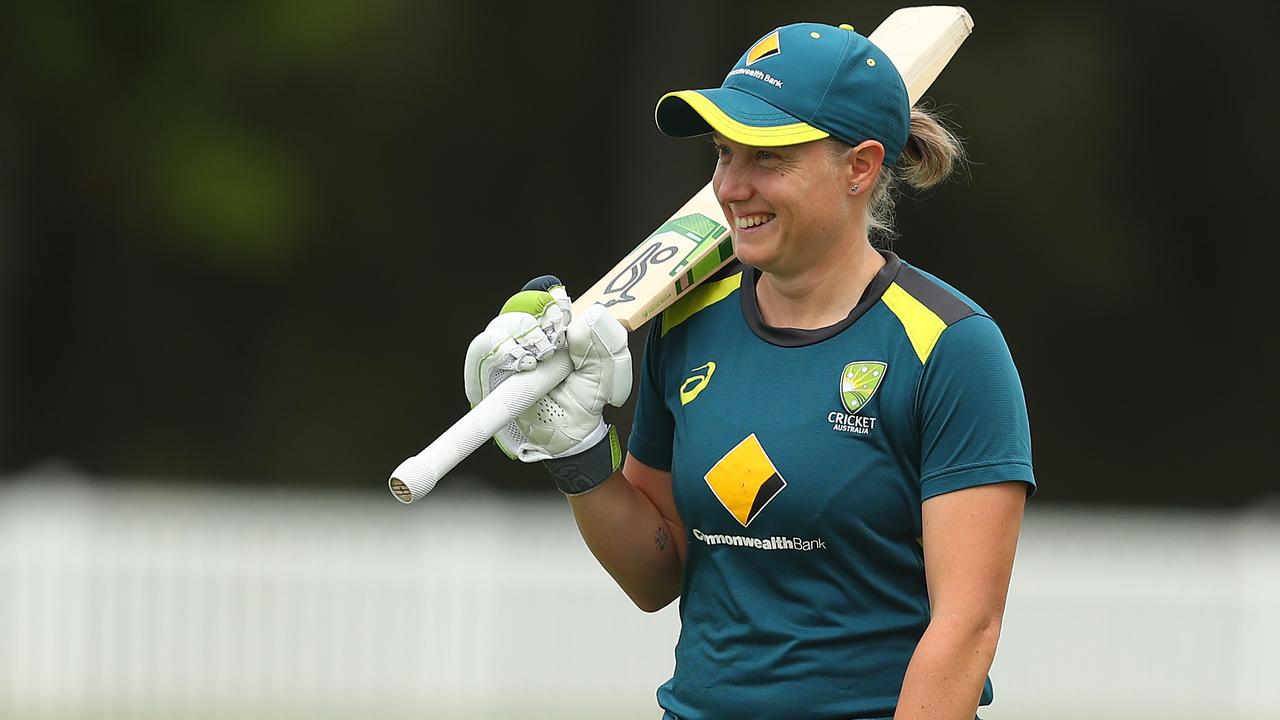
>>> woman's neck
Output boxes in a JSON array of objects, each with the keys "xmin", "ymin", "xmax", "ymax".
[{"xmin": 755, "ymin": 240, "xmax": 886, "ymax": 330}]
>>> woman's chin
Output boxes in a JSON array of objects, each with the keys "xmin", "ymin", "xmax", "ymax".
[{"xmin": 731, "ymin": 236, "xmax": 778, "ymax": 270}]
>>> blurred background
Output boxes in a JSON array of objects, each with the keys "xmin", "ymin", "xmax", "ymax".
[{"xmin": 1, "ymin": 0, "xmax": 1277, "ymax": 718}]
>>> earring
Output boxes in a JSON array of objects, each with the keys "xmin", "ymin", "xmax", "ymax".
[{"xmin": 850, "ymin": 184, "xmax": 861, "ymax": 194}]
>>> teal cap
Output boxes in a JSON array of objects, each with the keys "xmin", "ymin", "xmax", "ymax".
[{"xmin": 655, "ymin": 22, "xmax": 911, "ymax": 164}]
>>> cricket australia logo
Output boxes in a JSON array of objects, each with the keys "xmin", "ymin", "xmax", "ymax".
[{"xmin": 829, "ymin": 361, "xmax": 886, "ymax": 436}]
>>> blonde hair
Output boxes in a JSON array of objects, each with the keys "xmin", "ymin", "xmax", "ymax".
[{"xmin": 830, "ymin": 104, "xmax": 968, "ymax": 246}]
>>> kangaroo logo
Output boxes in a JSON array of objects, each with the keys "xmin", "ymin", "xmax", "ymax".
[{"xmin": 600, "ymin": 214, "xmax": 728, "ymax": 307}]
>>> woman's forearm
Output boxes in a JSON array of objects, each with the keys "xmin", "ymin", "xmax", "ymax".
[
  {"xmin": 894, "ymin": 614, "xmax": 1002, "ymax": 720},
  {"xmin": 566, "ymin": 470, "xmax": 684, "ymax": 612}
]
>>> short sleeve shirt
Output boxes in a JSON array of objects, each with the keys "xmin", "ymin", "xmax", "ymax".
[{"xmin": 628, "ymin": 252, "xmax": 1035, "ymax": 720}]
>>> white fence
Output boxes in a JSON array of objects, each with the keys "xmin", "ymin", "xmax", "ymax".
[{"xmin": 1, "ymin": 473, "xmax": 1277, "ymax": 720}]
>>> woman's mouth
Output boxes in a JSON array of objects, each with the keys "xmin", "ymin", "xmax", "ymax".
[{"xmin": 735, "ymin": 213, "xmax": 776, "ymax": 230}]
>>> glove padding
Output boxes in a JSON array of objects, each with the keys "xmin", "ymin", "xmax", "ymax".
[{"xmin": 464, "ymin": 278, "xmax": 632, "ymax": 462}]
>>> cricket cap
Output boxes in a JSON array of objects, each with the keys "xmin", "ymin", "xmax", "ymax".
[{"xmin": 655, "ymin": 22, "xmax": 911, "ymax": 164}]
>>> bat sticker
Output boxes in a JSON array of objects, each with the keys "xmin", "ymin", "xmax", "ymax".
[
  {"xmin": 593, "ymin": 210, "xmax": 727, "ymax": 304},
  {"xmin": 602, "ymin": 241, "xmax": 681, "ymax": 307},
  {"xmin": 601, "ymin": 213, "xmax": 730, "ymax": 307}
]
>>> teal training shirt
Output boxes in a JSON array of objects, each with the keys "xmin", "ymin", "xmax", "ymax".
[{"xmin": 627, "ymin": 252, "xmax": 1035, "ymax": 720}]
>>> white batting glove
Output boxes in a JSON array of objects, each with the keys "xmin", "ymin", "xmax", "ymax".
[
  {"xmin": 527, "ymin": 301, "xmax": 632, "ymax": 454},
  {"xmin": 464, "ymin": 277, "xmax": 572, "ymax": 460},
  {"xmin": 463, "ymin": 277, "xmax": 632, "ymax": 491}
]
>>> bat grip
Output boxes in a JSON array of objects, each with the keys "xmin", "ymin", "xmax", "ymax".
[{"xmin": 388, "ymin": 352, "xmax": 576, "ymax": 503}]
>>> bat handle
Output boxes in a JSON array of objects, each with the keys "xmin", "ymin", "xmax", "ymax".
[{"xmin": 388, "ymin": 352, "xmax": 576, "ymax": 503}]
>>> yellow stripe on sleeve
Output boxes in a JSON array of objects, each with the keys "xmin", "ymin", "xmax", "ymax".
[
  {"xmin": 662, "ymin": 272, "xmax": 743, "ymax": 336},
  {"xmin": 881, "ymin": 282, "xmax": 947, "ymax": 364}
]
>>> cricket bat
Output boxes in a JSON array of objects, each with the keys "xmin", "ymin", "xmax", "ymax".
[{"xmin": 389, "ymin": 6, "xmax": 975, "ymax": 503}]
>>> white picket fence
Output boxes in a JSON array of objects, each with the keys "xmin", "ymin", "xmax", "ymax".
[{"xmin": 1, "ymin": 473, "xmax": 1277, "ymax": 720}]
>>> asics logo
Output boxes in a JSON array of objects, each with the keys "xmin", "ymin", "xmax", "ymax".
[{"xmin": 680, "ymin": 362, "xmax": 716, "ymax": 405}]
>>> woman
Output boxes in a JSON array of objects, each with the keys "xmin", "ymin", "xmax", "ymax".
[{"xmin": 464, "ymin": 21, "xmax": 1034, "ymax": 720}]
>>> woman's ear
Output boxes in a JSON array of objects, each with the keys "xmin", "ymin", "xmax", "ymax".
[{"xmin": 844, "ymin": 140, "xmax": 886, "ymax": 192}]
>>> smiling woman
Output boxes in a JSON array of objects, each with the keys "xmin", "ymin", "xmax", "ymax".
[
  {"xmin": 582, "ymin": 19, "xmax": 1033, "ymax": 720},
  {"xmin": 459, "ymin": 13, "xmax": 1035, "ymax": 720}
]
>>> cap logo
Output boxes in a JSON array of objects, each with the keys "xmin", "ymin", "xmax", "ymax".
[{"xmin": 745, "ymin": 31, "xmax": 780, "ymax": 65}]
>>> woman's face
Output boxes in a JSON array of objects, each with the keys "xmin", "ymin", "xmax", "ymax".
[{"xmin": 710, "ymin": 134, "xmax": 857, "ymax": 277}]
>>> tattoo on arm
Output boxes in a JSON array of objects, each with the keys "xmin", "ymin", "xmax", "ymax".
[{"xmin": 655, "ymin": 526, "xmax": 670, "ymax": 552}]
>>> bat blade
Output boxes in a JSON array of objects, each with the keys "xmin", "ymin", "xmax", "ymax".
[
  {"xmin": 870, "ymin": 6, "xmax": 974, "ymax": 105},
  {"xmin": 573, "ymin": 182, "xmax": 731, "ymax": 331},
  {"xmin": 389, "ymin": 6, "xmax": 975, "ymax": 503}
]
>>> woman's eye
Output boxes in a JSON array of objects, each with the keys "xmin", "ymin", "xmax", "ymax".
[{"xmin": 756, "ymin": 150, "xmax": 774, "ymax": 161}]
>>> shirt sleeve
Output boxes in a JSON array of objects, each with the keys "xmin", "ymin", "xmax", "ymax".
[
  {"xmin": 627, "ymin": 324, "xmax": 674, "ymax": 471},
  {"xmin": 917, "ymin": 314, "xmax": 1035, "ymax": 500}
]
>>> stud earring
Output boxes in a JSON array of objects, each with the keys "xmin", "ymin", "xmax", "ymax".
[{"xmin": 850, "ymin": 184, "xmax": 861, "ymax": 194}]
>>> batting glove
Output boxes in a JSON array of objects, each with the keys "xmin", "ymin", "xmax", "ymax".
[{"xmin": 463, "ymin": 276, "xmax": 632, "ymax": 494}]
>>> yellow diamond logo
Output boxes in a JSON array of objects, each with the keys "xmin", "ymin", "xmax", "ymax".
[
  {"xmin": 704, "ymin": 433, "xmax": 786, "ymax": 527},
  {"xmin": 746, "ymin": 31, "xmax": 781, "ymax": 65}
]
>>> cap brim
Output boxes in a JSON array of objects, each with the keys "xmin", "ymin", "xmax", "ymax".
[{"xmin": 655, "ymin": 88, "xmax": 829, "ymax": 147}]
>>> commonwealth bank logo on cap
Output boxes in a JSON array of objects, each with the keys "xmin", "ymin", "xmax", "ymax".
[
  {"xmin": 745, "ymin": 31, "xmax": 780, "ymax": 65},
  {"xmin": 704, "ymin": 433, "xmax": 786, "ymax": 527},
  {"xmin": 654, "ymin": 21, "xmax": 911, "ymax": 164}
]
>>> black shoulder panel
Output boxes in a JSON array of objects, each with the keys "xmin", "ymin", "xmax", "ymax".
[{"xmin": 892, "ymin": 265, "xmax": 976, "ymax": 326}]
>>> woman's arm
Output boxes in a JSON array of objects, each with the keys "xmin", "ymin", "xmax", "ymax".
[
  {"xmin": 565, "ymin": 452, "xmax": 686, "ymax": 612},
  {"xmin": 894, "ymin": 481, "xmax": 1027, "ymax": 720}
]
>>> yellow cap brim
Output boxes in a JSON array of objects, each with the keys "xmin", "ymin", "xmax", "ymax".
[{"xmin": 655, "ymin": 90, "xmax": 830, "ymax": 147}]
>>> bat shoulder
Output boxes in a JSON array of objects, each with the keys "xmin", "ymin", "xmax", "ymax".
[{"xmin": 660, "ymin": 261, "xmax": 748, "ymax": 338}]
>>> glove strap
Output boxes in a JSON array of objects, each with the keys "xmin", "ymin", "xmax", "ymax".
[{"xmin": 544, "ymin": 425, "xmax": 622, "ymax": 496}]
